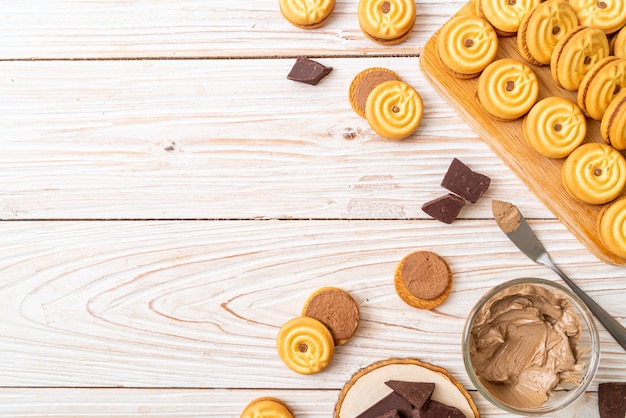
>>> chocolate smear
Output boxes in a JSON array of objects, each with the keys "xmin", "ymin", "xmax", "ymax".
[
  {"xmin": 440, "ymin": 158, "xmax": 491, "ymax": 203},
  {"xmin": 422, "ymin": 193, "xmax": 466, "ymax": 224},
  {"xmin": 287, "ymin": 57, "xmax": 333, "ymax": 85}
]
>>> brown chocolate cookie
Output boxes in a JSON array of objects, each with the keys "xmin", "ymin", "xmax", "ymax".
[
  {"xmin": 394, "ymin": 251, "xmax": 452, "ymax": 310},
  {"xmin": 349, "ymin": 67, "xmax": 401, "ymax": 118},
  {"xmin": 302, "ymin": 287, "xmax": 360, "ymax": 345}
]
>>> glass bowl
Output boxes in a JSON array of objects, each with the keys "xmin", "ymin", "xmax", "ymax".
[{"xmin": 462, "ymin": 278, "xmax": 600, "ymax": 415}]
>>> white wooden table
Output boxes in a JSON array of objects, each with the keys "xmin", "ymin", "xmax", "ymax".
[{"xmin": 1, "ymin": 1, "xmax": 624, "ymax": 417}]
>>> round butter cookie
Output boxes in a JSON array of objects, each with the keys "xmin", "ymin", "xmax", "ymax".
[
  {"xmin": 349, "ymin": 67, "xmax": 401, "ymax": 119},
  {"xmin": 517, "ymin": 0, "xmax": 579, "ymax": 65},
  {"xmin": 611, "ymin": 25, "xmax": 626, "ymax": 57},
  {"xmin": 523, "ymin": 97, "xmax": 587, "ymax": 158},
  {"xmin": 365, "ymin": 80, "xmax": 423, "ymax": 140},
  {"xmin": 241, "ymin": 397, "xmax": 295, "ymax": 418},
  {"xmin": 437, "ymin": 15, "xmax": 498, "ymax": 79},
  {"xmin": 393, "ymin": 250, "xmax": 452, "ymax": 310},
  {"xmin": 302, "ymin": 287, "xmax": 360, "ymax": 346},
  {"xmin": 568, "ymin": 0, "xmax": 626, "ymax": 34},
  {"xmin": 597, "ymin": 197, "xmax": 626, "ymax": 258},
  {"xmin": 477, "ymin": 58, "xmax": 539, "ymax": 120},
  {"xmin": 562, "ymin": 142, "xmax": 626, "ymax": 204},
  {"xmin": 279, "ymin": 0, "xmax": 335, "ymax": 29},
  {"xmin": 551, "ymin": 26, "xmax": 610, "ymax": 91},
  {"xmin": 601, "ymin": 88, "xmax": 626, "ymax": 149},
  {"xmin": 276, "ymin": 316, "xmax": 335, "ymax": 374},
  {"xmin": 357, "ymin": 0, "xmax": 416, "ymax": 45},
  {"xmin": 578, "ymin": 56, "xmax": 626, "ymax": 120},
  {"xmin": 476, "ymin": 0, "xmax": 541, "ymax": 36}
]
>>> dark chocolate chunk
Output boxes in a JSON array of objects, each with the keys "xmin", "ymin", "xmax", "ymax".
[
  {"xmin": 412, "ymin": 400, "xmax": 466, "ymax": 418},
  {"xmin": 421, "ymin": 193, "xmax": 466, "ymax": 224},
  {"xmin": 376, "ymin": 409, "xmax": 401, "ymax": 418},
  {"xmin": 287, "ymin": 57, "xmax": 332, "ymax": 85},
  {"xmin": 385, "ymin": 381, "xmax": 435, "ymax": 410},
  {"xmin": 355, "ymin": 392, "xmax": 413, "ymax": 418},
  {"xmin": 440, "ymin": 158, "xmax": 491, "ymax": 203},
  {"xmin": 599, "ymin": 382, "xmax": 626, "ymax": 418}
]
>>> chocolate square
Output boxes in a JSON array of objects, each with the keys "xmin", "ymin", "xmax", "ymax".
[
  {"xmin": 440, "ymin": 158, "xmax": 491, "ymax": 203},
  {"xmin": 385, "ymin": 380, "xmax": 435, "ymax": 410},
  {"xmin": 599, "ymin": 382, "xmax": 626, "ymax": 418},
  {"xmin": 421, "ymin": 193, "xmax": 466, "ymax": 224},
  {"xmin": 412, "ymin": 400, "xmax": 465, "ymax": 418},
  {"xmin": 376, "ymin": 409, "xmax": 401, "ymax": 418},
  {"xmin": 286, "ymin": 57, "xmax": 332, "ymax": 85},
  {"xmin": 355, "ymin": 392, "xmax": 413, "ymax": 418}
]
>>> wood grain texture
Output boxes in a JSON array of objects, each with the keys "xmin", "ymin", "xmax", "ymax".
[
  {"xmin": 1, "ymin": 0, "xmax": 463, "ymax": 59},
  {"xmin": 420, "ymin": 1, "xmax": 626, "ymax": 265},
  {"xmin": 0, "ymin": 57, "xmax": 552, "ymax": 220}
]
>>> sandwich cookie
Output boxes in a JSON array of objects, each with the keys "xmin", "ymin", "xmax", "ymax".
[
  {"xmin": 302, "ymin": 287, "xmax": 360, "ymax": 346},
  {"xmin": 517, "ymin": 0, "xmax": 579, "ymax": 65},
  {"xmin": 578, "ymin": 56, "xmax": 626, "ymax": 120},
  {"xmin": 477, "ymin": 58, "xmax": 539, "ymax": 120},
  {"xmin": 276, "ymin": 316, "xmax": 335, "ymax": 374},
  {"xmin": 568, "ymin": 0, "xmax": 626, "ymax": 34},
  {"xmin": 357, "ymin": 0, "xmax": 416, "ymax": 45},
  {"xmin": 611, "ymin": 25, "xmax": 626, "ymax": 57},
  {"xmin": 562, "ymin": 142, "xmax": 626, "ymax": 204},
  {"xmin": 598, "ymin": 197, "xmax": 626, "ymax": 258},
  {"xmin": 365, "ymin": 80, "xmax": 423, "ymax": 140},
  {"xmin": 551, "ymin": 26, "xmax": 610, "ymax": 91},
  {"xmin": 523, "ymin": 97, "xmax": 587, "ymax": 158},
  {"xmin": 349, "ymin": 67, "xmax": 402, "ymax": 119},
  {"xmin": 437, "ymin": 15, "xmax": 499, "ymax": 79},
  {"xmin": 241, "ymin": 397, "xmax": 295, "ymax": 418},
  {"xmin": 601, "ymin": 88, "xmax": 626, "ymax": 150},
  {"xmin": 394, "ymin": 250, "xmax": 453, "ymax": 310},
  {"xmin": 279, "ymin": 0, "xmax": 335, "ymax": 29},
  {"xmin": 476, "ymin": 0, "xmax": 541, "ymax": 36}
]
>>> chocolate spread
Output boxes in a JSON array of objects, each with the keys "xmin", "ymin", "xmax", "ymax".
[
  {"xmin": 492, "ymin": 199, "xmax": 521, "ymax": 234},
  {"xmin": 469, "ymin": 283, "xmax": 583, "ymax": 409}
]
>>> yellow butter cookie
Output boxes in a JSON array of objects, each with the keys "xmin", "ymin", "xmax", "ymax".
[
  {"xmin": 279, "ymin": 0, "xmax": 335, "ymax": 29},
  {"xmin": 476, "ymin": 0, "xmax": 541, "ymax": 36},
  {"xmin": 562, "ymin": 142, "xmax": 626, "ymax": 204},
  {"xmin": 357, "ymin": 0, "xmax": 416, "ymax": 45},
  {"xmin": 523, "ymin": 97, "xmax": 587, "ymax": 158},
  {"xmin": 477, "ymin": 58, "xmax": 539, "ymax": 120},
  {"xmin": 601, "ymin": 88, "xmax": 626, "ymax": 150},
  {"xmin": 276, "ymin": 316, "xmax": 334, "ymax": 374},
  {"xmin": 611, "ymin": 25, "xmax": 626, "ymax": 57},
  {"xmin": 597, "ymin": 197, "xmax": 626, "ymax": 258},
  {"xmin": 551, "ymin": 26, "xmax": 609, "ymax": 91},
  {"xmin": 578, "ymin": 56, "xmax": 626, "ymax": 120},
  {"xmin": 437, "ymin": 15, "xmax": 499, "ymax": 79},
  {"xmin": 241, "ymin": 397, "xmax": 295, "ymax": 418},
  {"xmin": 517, "ymin": 0, "xmax": 579, "ymax": 65},
  {"xmin": 365, "ymin": 80, "xmax": 424, "ymax": 140},
  {"xmin": 568, "ymin": 0, "xmax": 626, "ymax": 34}
]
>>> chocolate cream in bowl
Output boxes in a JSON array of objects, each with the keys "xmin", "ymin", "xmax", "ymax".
[{"xmin": 469, "ymin": 283, "xmax": 584, "ymax": 409}]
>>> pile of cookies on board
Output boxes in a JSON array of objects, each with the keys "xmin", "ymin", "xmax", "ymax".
[{"xmin": 437, "ymin": 0, "xmax": 626, "ymax": 259}]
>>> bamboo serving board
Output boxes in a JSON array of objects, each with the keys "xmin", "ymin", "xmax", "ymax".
[{"xmin": 420, "ymin": 1, "xmax": 626, "ymax": 266}]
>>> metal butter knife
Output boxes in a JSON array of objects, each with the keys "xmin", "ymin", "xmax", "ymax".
[{"xmin": 492, "ymin": 200, "xmax": 626, "ymax": 351}]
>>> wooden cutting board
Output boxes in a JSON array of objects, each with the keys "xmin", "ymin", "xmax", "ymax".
[{"xmin": 420, "ymin": 1, "xmax": 626, "ymax": 266}]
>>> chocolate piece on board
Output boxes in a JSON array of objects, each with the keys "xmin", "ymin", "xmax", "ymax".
[
  {"xmin": 287, "ymin": 57, "xmax": 333, "ymax": 85},
  {"xmin": 412, "ymin": 400, "xmax": 466, "ymax": 418},
  {"xmin": 599, "ymin": 382, "xmax": 626, "ymax": 418},
  {"xmin": 421, "ymin": 193, "xmax": 466, "ymax": 224},
  {"xmin": 355, "ymin": 392, "xmax": 413, "ymax": 418},
  {"xmin": 441, "ymin": 158, "xmax": 491, "ymax": 203},
  {"xmin": 376, "ymin": 409, "xmax": 401, "ymax": 418},
  {"xmin": 385, "ymin": 381, "xmax": 435, "ymax": 410}
]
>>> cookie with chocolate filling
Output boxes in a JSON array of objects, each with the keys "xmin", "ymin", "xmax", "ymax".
[
  {"xmin": 302, "ymin": 287, "xmax": 360, "ymax": 345},
  {"xmin": 394, "ymin": 250, "xmax": 452, "ymax": 310}
]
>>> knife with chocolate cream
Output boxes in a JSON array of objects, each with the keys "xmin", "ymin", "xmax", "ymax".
[{"xmin": 492, "ymin": 199, "xmax": 626, "ymax": 351}]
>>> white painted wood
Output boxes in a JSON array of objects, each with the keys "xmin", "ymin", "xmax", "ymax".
[
  {"xmin": 1, "ymin": 0, "xmax": 464, "ymax": 59},
  {"xmin": 0, "ymin": 57, "xmax": 551, "ymax": 220}
]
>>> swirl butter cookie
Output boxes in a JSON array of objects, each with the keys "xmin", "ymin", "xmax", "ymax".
[
  {"xmin": 578, "ymin": 56, "xmax": 626, "ymax": 120},
  {"xmin": 476, "ymin": 0, "xmax": 541, "ymax": 36},
  {"xmin": 437, "ymin": 15, "xmax": 498, "ymax": 79},
  {"xmin": 611, "ymin": 25, "xmax": 626, "ymax": 57},
  {"xmin": 279, "ymin": 0, "xmax": 335, "ymax": 29},
  {"xmin": 394, "ymin": 251, "xmax": 453, "ymax": 310},
  {"xmin": 365, "ymin": 80, "xmax": 423, "ymax": 140},
  {"xmin": 551, "ymin": 26, "xmax": 610, "ymax": 91},
  {"xmin": 562, "ymin": 142, "xmax": 626, "ymax": 204},
  {"xmin": 357, "ymin": 0, "xmax": 416, "ymax": 45},
  {"xmin": 523, "ymin": 97, "xmax": 587, "ymax": 158},
  {"xmin": 349, "ymin": 67, "xmax": 401, "ymax": 119},
  {"xmin": 601, "ymin": 88, "xmax": 626, "ymax": 149},
  {"xmin": 477, "ymin": 58, "xmax": 539, "ymax": 120},
  {"xmin": 517, "ymin": 0, "xmax": 579, "ymax": 65},
  {"xmin": 302, "ymin": 287, "xmax": 360, "ymax": 346},
  {"xmin": 568, "ymin": 0, "xmax": 626, "ymax": 34},
  {"xmin": 276, "ymin": 316, "xmax": 334, "ymax": 374},
  {"xmin": 241, "ymin": 397, "xmax": 295, "ymax": 418},
  {"xmin": 598, "ymin": 197, "xmax": 626, "ymax": 258}
]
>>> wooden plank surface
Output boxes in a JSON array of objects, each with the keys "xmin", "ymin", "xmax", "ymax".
[{"xmin": 2, "ymin": 0, "xmax": 625, "ymax": 417}]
